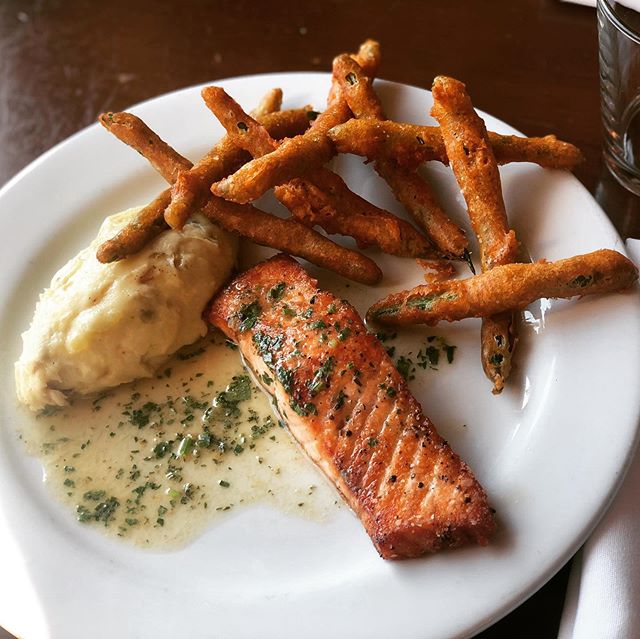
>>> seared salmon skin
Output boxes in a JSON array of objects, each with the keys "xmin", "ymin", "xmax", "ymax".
[{"xmin": 208, "ymin": 254, "xmax": 495, "ymax": 558}]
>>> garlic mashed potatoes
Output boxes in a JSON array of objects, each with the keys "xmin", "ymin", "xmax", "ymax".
[{"xmin": 15, "ymin": 207, "xmax": 238, "ymax": 411}]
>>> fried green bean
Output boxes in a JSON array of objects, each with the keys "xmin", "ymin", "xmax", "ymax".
[
  {"xmin": 96, "ymin": 189, "xmax": 173, "ymax": 263},
  {"xmin": 332, "ymin": 55, "xmax": 468, "ymax": 260},
  {"xmin": 278, "ymin": 174, "xmax": 438, "ymax": 258},
  {"xmin": 210, "ymin": 40, "xmax": 383, "ymax": 204},
  {"xmin": 331, "ymin": 54, "xmax": 385, "ymax": 120},
  {"xmin": 97, "ymin": 113, "xmax": 193, "ymax": 263},
  {"xmin": 99, "ymin": 112, "xmax": 193, "ymax": 183},
  {"xmin": 200, "ymin": 198, "xmax": 382, "ymax": 285},
  {"xmin": 210, "ymin": 116, "xmax": 337, "ymax": 203},
  {"xmin": 99, "ymin": 98, "xmax": 380, "ymax": 283},
  {"xmin": 431, "ymin": 75, "xmax": 519, "ymax": 392},
  {"xmin": 204, "ymin": 85, "xmax": 434, "ymax": 259},
  {"xmin": 254, "ymin": 87, "xmax": 283, "ymax": 116},
  {"xmin": 327, "ymin": 119, "xmax": 585, "ymax": 171},
  {"xmin": 98, "ymin": 106, "xmax": 311, "ymax": 262},
  {"xmin": 202, "ymin": 86, "xmax": 278, "ymax": 158},
  {"xmin": 374, "ymin": 157, "xmax": 468, "ymax": 259},
  {"xmin": 327, "ymin": 39, "xmax": 381, "ymax": 107},
  {"xmin": 367, "ymin": 250, "xmax": 638, "ymax": 324},
  {"xmin": 164, "ymin": 106, "xmax": 312, "ymax": 229}
]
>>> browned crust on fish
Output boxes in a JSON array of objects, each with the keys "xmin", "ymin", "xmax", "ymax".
[{"xmin": 208, "ymin": 254, "xmax": 495, "ymax": 558}]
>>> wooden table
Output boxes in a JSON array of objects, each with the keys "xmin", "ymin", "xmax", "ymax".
[{"xmin": 0, "ymin": 1, "xmax": 636, "ymax": 637}]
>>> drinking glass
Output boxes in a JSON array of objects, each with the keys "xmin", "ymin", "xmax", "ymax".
[{"xmin": 598, "ymin": 0, "xmax": 640, "ymax": 195}]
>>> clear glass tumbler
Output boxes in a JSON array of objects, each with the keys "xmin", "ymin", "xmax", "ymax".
[{"xmin": 598, "ymin": 0, "xmax": 640, "ymax": 195}]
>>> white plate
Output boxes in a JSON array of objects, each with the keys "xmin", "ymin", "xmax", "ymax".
[{"xmin": 0, "ymin": 73, "xmax": 639, "ymax": 639}]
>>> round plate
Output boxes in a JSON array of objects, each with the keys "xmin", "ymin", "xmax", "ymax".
[{"xmin": 0, "ymin": 73, "xmax": 638, "ymax": 639}]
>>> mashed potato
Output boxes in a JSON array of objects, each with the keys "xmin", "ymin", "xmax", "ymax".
[{"xmin": 15, "ymin": 207, "xmax": 238, "ymax": 411}]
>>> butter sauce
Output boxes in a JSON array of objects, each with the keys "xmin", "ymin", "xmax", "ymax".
[{"xmin": 17, "ymin": 332, "xmax": 341, "ymax": 548}]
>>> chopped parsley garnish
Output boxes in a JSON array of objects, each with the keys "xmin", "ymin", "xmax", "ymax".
[
  {"xmin": 126, "ymin": 401, "xmax": 160, "ymax": 428},
  {"xmin": 275, "ymin": 365, "xmax": 294, "ymax": 393},
  {"xmin": 221, "ymin": 376, "xmax": 252, "ymax": 403},
  {"xmin": 289, "ymin": 400, "xmax": 317, "ymax": 416},
  {"xmin": 176, "ymin": 435, "xmax": 193, "ymax": 457},
  {"xmin": 237, "ymin": 301, "xmax": 262, "ymax": 332},
  {"xmin": 396, "ymin": 356, "xmax": 415, "ymax": 380},
  {"xmin": 76, "ymin": 496, "xmax": 120, "ymax": 526},
  {"xmin": 424, "ymin": 346, "xmax": 440, "ymax": 368},
  {"xmin": 153, "ymin": 441, "xmax": 173, "ymax": 458},
  {"xmin": 268, "ymin": 282, "xmax": 286, "ymax": 300},
  {"xmin": 83, "ymin": 490, "xmax": 106, "ymax": 501},
  {"xmin": 444, "ymin": 344, "xmax": 456, "ymax": 364},
  {"xmin": 308, "ymin": 356, "xmax": 335, "ymax": 395},
  {"xmin": 253, "ymin": 331, "xmax": 284, "ymax": 364},
  {"xmin": 208, "ymin": 375, "xmax": 252, "ymax": 419},
  {"xmin": 177, "ymin": 347, "xmax": 205, "ymax": 360},
  {"xmin": 333, "ymin": 390, "xmax": 348, "ymax": 410}
]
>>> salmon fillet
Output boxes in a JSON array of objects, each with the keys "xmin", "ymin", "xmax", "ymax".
[{"xmin": 208, "ymin": 254, "xmax": 495, "ymax": 558}]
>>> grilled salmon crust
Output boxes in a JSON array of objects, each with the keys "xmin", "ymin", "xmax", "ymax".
[{"xmin": 208, "ymin": 254, "xmax": 495, "ymax": 559}]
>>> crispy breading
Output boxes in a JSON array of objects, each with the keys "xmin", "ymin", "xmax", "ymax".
[
  {"xmin": 164, "ymin": 106, "xmax": 311, "ymax": 230},
  {"xmin": 210, "ymin": 123, "xmax": 336, "ymax": 203},
  {"xmin": 278, "ymin": 175, "xmax": 438, "ymax": 258},
  {"xmin": 99, "ymin": 112, "xmax": 193, "ymax": 183},
  {"xmin": 210, "ymin": 40, "xmax": 384, "ymax": 204},
  {"xmin": 367, "ymin": 250, "xmax": 638, "ymax": 324},
  {"xmin": 431, "ymin": 75, "xmax": 518, "ymax": 392},
  {"xmin": 200, "ymin": 198, "xmax": 382, "ymax": 284},
  {"xmin": 332, "ymin": 56, "xmax": 468, "ymax": 259},
  {"xmin": 375, "ymin": 157, "xmax": 468, "ymax": 259},
  {"xmin": 96, "ymin": 189, "xmax": 174, "ymax": 263},
  {"xmin": 205, "ymin": 85, "xmax": 435, "ymax": 259},
  {"xmin": 97, "ymin": 107, "xmax": 311, "ymax": 261},
  {"xmin": 331, "ymin": 54, "xmax": 386, "ymax": 120},
  {"xmin": 327, "ymin": 39, "xmax": 381, "ymax": 107},
  {"xmin": 254, "ymin": 87, "xmax": 283, "ymax": 116},
  {"xmin": 328, "ymin": 119, "xmax": 585, "ymax": 171}
]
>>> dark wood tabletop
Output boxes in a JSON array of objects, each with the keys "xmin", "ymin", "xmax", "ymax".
[{"xmin": 0, "ymin": 1, "xmax": 637, "ymax": 638}]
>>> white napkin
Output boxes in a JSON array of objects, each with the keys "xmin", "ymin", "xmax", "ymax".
[{"xmin": 557, "ymin": 239, "xmax": 640, "ymax": 639}]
